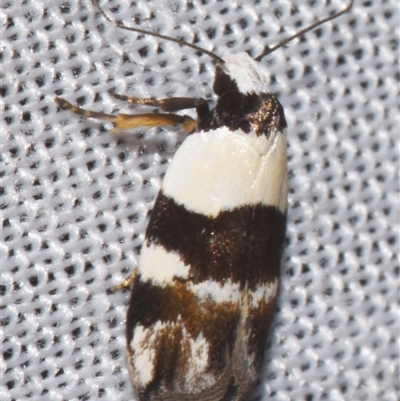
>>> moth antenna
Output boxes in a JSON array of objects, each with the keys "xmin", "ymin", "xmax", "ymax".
[
  {"xmin": 92, "ymin": 0, "xmax": 224, "ymax": 64},
  {"xmin": 255, "ymin": 0, "xmax": 354, "ymax": 62}
]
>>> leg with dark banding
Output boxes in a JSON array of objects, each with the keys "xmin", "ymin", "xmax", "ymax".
[
  {"xmin": 54, "ymin": 97, "xmax": 197, "ymax": 133},
  {"xmin": 110, "ymin": 92, "xmax": 202, "ymax": 112}
]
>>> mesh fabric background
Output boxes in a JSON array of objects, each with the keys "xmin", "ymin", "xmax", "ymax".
[{"xmin": 1, "ymin": 0, "xmax": 399, "ymax": 400}]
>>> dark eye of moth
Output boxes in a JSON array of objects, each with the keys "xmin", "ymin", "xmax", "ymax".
[{"xmin": 55, "ymin": 1, "xmax": 354, "ymax": 400}]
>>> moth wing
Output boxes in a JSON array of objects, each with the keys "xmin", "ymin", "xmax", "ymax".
[{"xmin": 126, "ymin": 126, "xmax": 287, "ymax": 401}]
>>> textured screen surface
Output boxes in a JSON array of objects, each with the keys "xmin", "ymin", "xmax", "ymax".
[{"xmin": 1, "ymin": 1, "xmax": 399, "ymax": 400}]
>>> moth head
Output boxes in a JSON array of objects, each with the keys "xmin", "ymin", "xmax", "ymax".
[{"xmin": 214, "ymin": 53, "xmax": 268, "ymax": 96}]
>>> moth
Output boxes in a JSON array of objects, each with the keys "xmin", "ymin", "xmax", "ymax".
[{"xmin": 55, "ymin": 1, "xmax": 354, "ymax": 400}]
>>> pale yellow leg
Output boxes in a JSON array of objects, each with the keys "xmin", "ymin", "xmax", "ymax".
[
  {"xmin": 111, "ymin": 270, "xmax": 137, "ymax": 292},
  {"xmin": 55, "ymin": 97, "xmax": 197, "ymax": 133}
]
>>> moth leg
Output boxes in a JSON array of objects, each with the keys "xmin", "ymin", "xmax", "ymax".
[
  {"xmin": 111, "ymin": 92, "xmax": 200, "ymax": 112},
  {"xmin": 111, "ymin": 269, "xmax": 137, "ymax": 292},
  {"xmin": 55, "ymin": 97, "xmax": 115, "ymax": 122},
  {"xmin": 55, "ymin": 97, "xmax": 197, "ymax": 133},
  {"xmin": 110, "ymin": 92, "xmax": 212, "ymax": 127}
]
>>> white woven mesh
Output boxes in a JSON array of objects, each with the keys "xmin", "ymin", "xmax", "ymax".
[{"xmin": 1, "ymin": 0, "xmax": 398, "ymax": 400}]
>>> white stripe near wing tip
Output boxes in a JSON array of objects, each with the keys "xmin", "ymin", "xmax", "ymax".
[
  {"xmin": 130, "ymin": 321, "xmax": 215, "ymax": 390},
  {"xmin": 249, "ymin": 279, "xmax": 279, "ymax": 308},
  {"xmin": 139, "ymin": 243, "xmax": 279, "ymax": 306},
  {"xmin": 190, "ymin": 278, "xmax": 279, "ymax": 307},
  {"xmin": 190, "ymin": 279, "xmax": 242, "ymax": 304},
  {"xmin": 130, "ymin": 325, "xmax": 156, "ymax": 387}
]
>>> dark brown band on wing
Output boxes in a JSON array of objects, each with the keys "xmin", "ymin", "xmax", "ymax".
[{"xmin": 145, "ymin": 192, "xmax": 286, "ymax": 290}]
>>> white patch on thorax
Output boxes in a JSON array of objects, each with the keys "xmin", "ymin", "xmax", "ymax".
[
  {"xmin": 223, "ymin": 52, "xmax": 268, "ymax": 94},
  {"xmin": 139, "ymin": 243, "xmax": 190, "ymax": 285},
  {"xmin": 162, "ymin": 127, "xmax": 288, "ymax": 217},
  {"xmin": 190, "ymin": 279, "xmax": 241, "ymax": 304}
]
